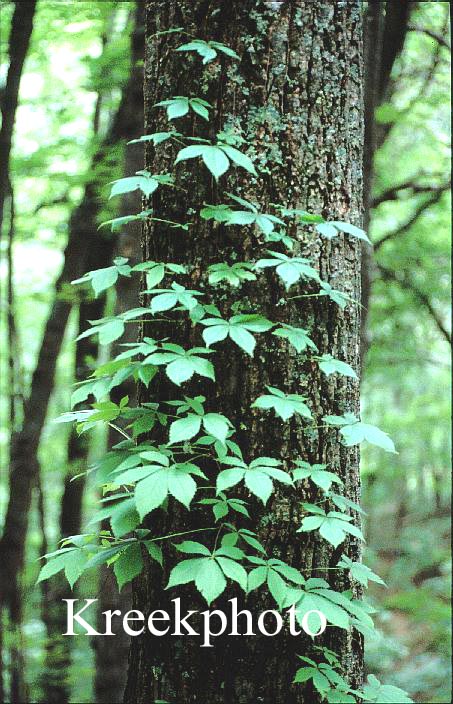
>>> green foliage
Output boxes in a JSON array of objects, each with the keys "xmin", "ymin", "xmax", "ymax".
[
  {"xmin": 358, "ymin": 675, "xmax": 413, "ymax": 703},
  {"xmin": 298, "ymin": 505, "xmax": 364, "ymax": 549},
  {"xmin": 207, "ymin": 262, "xmax": 256, "ymax": 287},
  {"xmin": 252, "ymin": 386, "xmax": 312, "ymax": 421},
  {"xmin": 175, "ymin": 138, "xmax": 257, "ymax": 179},
  {"xmin": 317, "ymin": 354, "xmax": 358, "ymax": 379},
  {"xmin": 201, "ymin": 313, "xmax": 273, "ymax": 356},
  {"xmin": 144, "ymin": 344, "xmax": 215, "ymax": 385},
  {"xmin": 201, "ymin": 194, "xmax": 283, "ymax": 234},
  {"xmin": 154, "ymin": 96, "xmax": 212, "ymax": 121},
  {"xmin": 109, "ymin": 171, "xmax": 174, "ymax": 198},
  {"xmin": 337, "ymin": 555, "xmax": 386, "ymax": 589},
  {"xmin": 175, "ymin": 39, "xmax": 240, "ymax": 64},
  {"xmin": 294, "ymin": 649, "xmax": 355, "ymax": 702},
  {"xmin": 255, "ymin": 250, "xmax": 319, "ymax": 289},
  {"xmin": 167, "ymin": 542, "xmax": 247, "ymax": 604},
  {"xmin": 293, "ymin": 460, "xmax": 343, "ymax": 492},
  {"xmin": 315, "ymin": 221, "xmax": 371, "ymax": 244},
  {"xmin": 217, "ymin": 456, "xmax": 292, "ymax": 504},
  {"xmin": 323, "ymin": 413, "xmax": 397, "ymax": 453},
  {"xmin": 272, "ymin": 324, "xmax": 318, "ymax": 353}
]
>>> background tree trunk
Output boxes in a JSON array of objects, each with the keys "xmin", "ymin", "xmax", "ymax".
[
  {"xmin": 0, "ymin": 0, "xmax": 36, "ymax": 237},
  {"xmin": 125, "ymin": 2, "xmax": 364, "ymax": 703},
  {"xmin": 360, "ymin": 1, "xmax": 412, "ymax": 365},
  {"xmin": 94, "ymin": 5, "xmax": 145, "ymax": 702}
]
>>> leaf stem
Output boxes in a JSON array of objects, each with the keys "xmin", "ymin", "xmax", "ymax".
[{"xmin": 148, "ymin": 526, "xmax": 217, "ymax": 543}]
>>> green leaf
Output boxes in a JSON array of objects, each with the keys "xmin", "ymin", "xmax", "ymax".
[
  {"xmin": 203, "ymin": 413, "xmax": 230, "ymax": 444},
  {"xmin": 229, "ymin": 325, "xmax": 256, "ymax": 355},
  {"xmin": 91, "ymin": 267, "xmax": 119, "ymax": 296},
  {"xmin": 247, "ymin": 566, "xmax": 267, "ymax": 592},
  {"xmin": 319, "ymin": 282, "xmax": 351, "ymax": 309},
  {"xmin": 113, "ymin": 543, "xmax": 143, "ymax": 590},
  {"xmin": 316, "ymin": 223, "xmax": 339, "ymax": 239},
  {"xmin": 168, "ymin": 467, "xmax": 197, "ymax": 508},
  {"xmin": 98, "ymin": 319, "xmax": 125, "ymax": 345},
  {"xmin": 359, "ymin": 675, "xmax": 413, "ymax": 703},
  {"xmin": 143, "ymin": 541, "xmax": 163, "ymax": 565},
  {"xmin": 298, "ymin": 508, "xmax": 364, "ymax": 548},
  {"xmin": 128, "ymin": 131, "xmax": 180, "ymax": 146},
  {"xmin": 255, "ymin": 251, "xmax": 319, "ymax": 289},
  {"xmin": 338, "ymin": 555, "xmax": 386, "ymax": 588},
  {"xmin": 135, "ymin": 471, "xmax": 168, "ymax": 519},
  {"xmin": 244, "ymin": 471, "xmax": 273, "ymax": 504},
  {"xmin": 207, "ymin": 262, "xmax": 256, "ymax": 287},
  {"xmin": 329, "ymin": 221, "xmax": 371, "ymax": 244},
  {"xmin": 110, "ymin": 498, "xmax": 141, "ymax": 538},
  {"xmin": 216, "ymin": 557, "xmax": 248, "ymax": 591},
  {"xmin": 272, "ymin": 325, "xmax": 318, "ymax": 353},
  {"xmin": 293, "ymin": 461, "xmax": 343, "ymax": 492},
  {"xmin": 175, "ymin": 144, "xmax": 206, "ymax": 163},
  {"xmin": 166, "ymin": 558, "xmax": 205, "ymax": 589},
  {"xmin": 318, "ymin": 354, "xmax": 358, "ymax": 379},
  {"xmin": 294, "ymin": 592, "xmax": 350, "ymax": 630},
  {"xmin": 220, "ymin": 145, "xmax": 257, "ymax": 175},
  {"xmin": 37, "ymin": 552, "xmax": 72, "ymax": 583},
  {"xmin": 145, "ymin": 264, "xmax": 165, "ymax": 288},
  {"xmin": 195, "ymin": 559, "xmax": 227, "ymax": 604},
  {"xmin": 252, "ymin": 386, "xmax": 312, "ymax": 421},
  {"xmin": 175, "ymin": 541, "xmax": 211, "ymax": 556},
  {"xmin": 175, "ymin": 40, "xmax": 218, "ymax": 64},
  {"xmin": 341, "ymin": 422, "xmax": 396, "ymax": 453},
  {"xmin": 155, "ymin": 96, "xmax": 189, "ymax": 120},
  {"xmin": 169, "ymin": 414, "xmax": 202, "ymax": 444},
  {"xmin": 211, "ymin": 42, "xmax": 240, "ymax": 60},
  {"xmin": 323, "ymin": 414, "xmax": 396, "ymax": 453},
  {"xmin": 201, "ymin": 146, "xmax": 230, "ymax": 180}
]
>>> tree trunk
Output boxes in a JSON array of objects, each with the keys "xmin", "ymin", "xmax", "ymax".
[
  {"xmin": 94, "ymin": 6, "xmax": 145, "ymax": 702},
  {"xmin": 125, "ymin": 2, "xmax": 364, "ymax": 703},
  {"xmin": 0, "ymin": 0, "xmax": 36, "ymax": 238},
  {"xmin": 0, "ymin": 3, "xmax": 36, "ymax": 692},
  {"xmin": 360, "ymin": 1, "xmax": 412, "ymax": 365}
]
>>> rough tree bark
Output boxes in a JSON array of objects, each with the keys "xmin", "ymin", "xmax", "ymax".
[{"xmin": 124, "ymin": 2, "xmax": 364, "ymax": 703}]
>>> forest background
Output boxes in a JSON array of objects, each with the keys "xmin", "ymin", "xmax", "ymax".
[{"xmin": 0, "ymin": 1, "xmax": 450, "ymax": 703}]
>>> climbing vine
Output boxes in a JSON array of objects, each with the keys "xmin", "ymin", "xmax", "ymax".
[{"xmin": 38, "ymin": 36, "xmax": 412, "ymax": 704}]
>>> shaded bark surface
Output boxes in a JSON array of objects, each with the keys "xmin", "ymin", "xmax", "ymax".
[
  {"xmin": 360, "ymin": 1, "xmax": 412, "ymax": 363},
  {"xmin": 125, "ymin": 2, "xmax": 364, "ymax": 703}
]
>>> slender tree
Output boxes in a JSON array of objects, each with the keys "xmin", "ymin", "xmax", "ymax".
[
  {"xmin": 124, "ymin": 2, "xmax": 364, "ymax": 702},
  {"xmin": 0, "ymin": 3, "xmax": 36, "ymax": 699},
  {"xmin": 0, "ymin": 0, "xmax": 36, "ymax": 236}
]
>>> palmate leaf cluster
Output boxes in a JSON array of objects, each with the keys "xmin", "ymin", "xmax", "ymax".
[{"xmin": 38, "ymin": 34, "xmax": 412, "ymax": 704}]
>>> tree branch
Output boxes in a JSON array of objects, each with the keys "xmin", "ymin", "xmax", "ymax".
[
  {"xmin": 378, "ymin": 264, "xmax": 451, "ymax": 344},
  {"xmin": 408, "ymin": 23, "xmax": 451, "ymax": 51},
  {"xmin": 372, "ymin": 179, "xmax": 450, "ymax": 208},
  {"xmin": 374, "ymin": 183, "xmax": 450, "ymax": 250}
]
